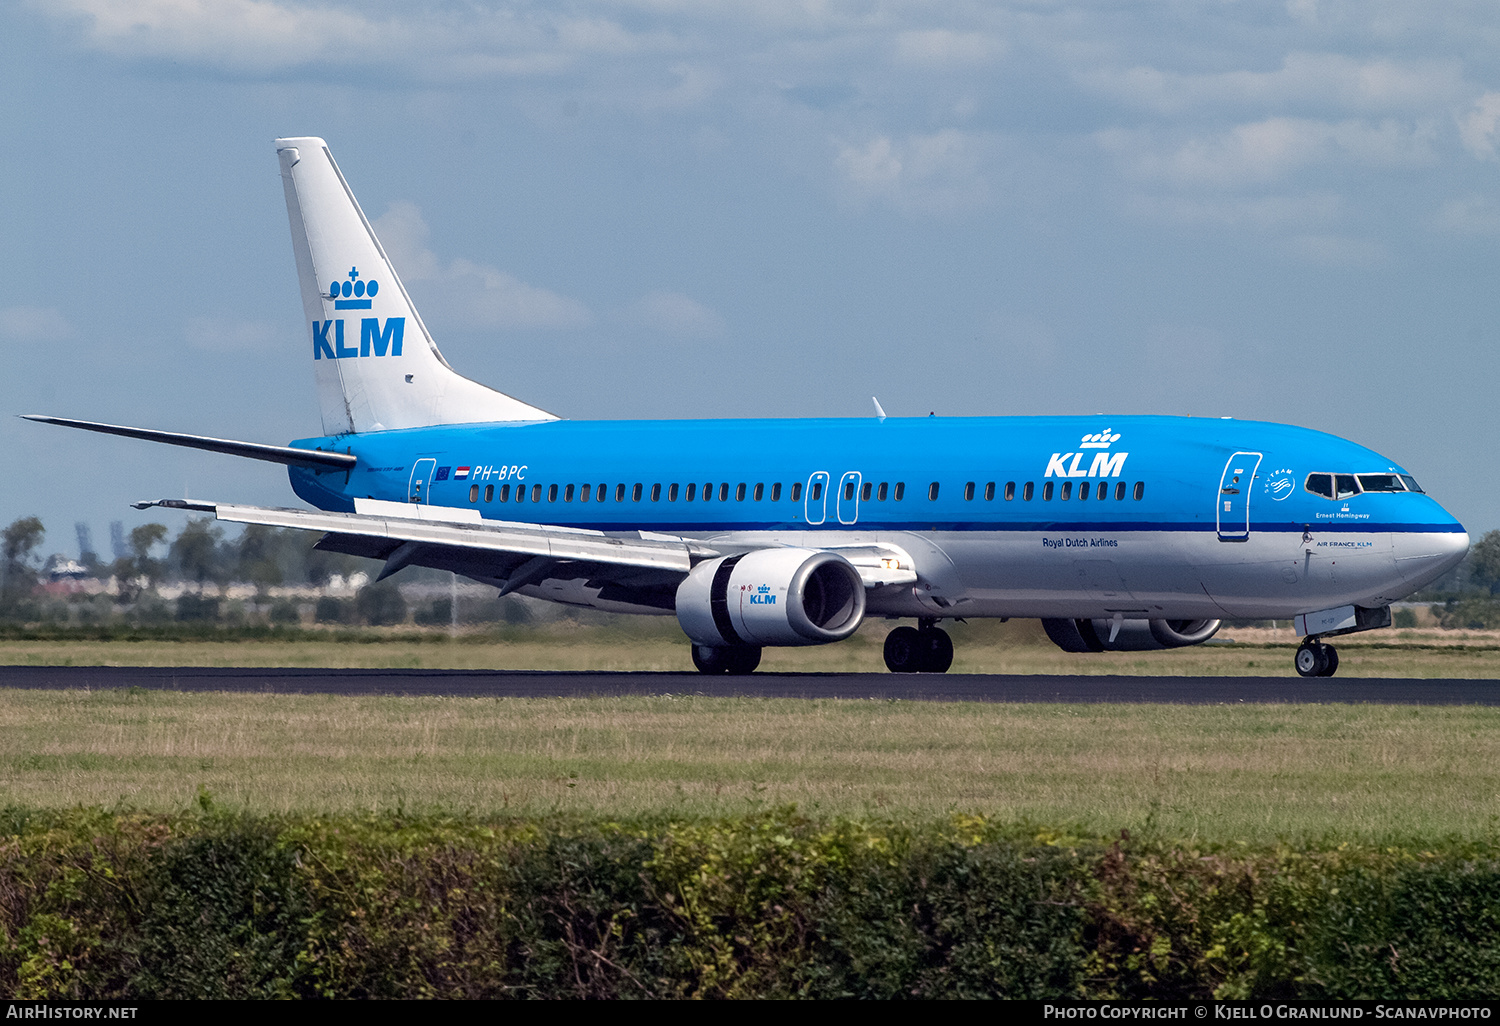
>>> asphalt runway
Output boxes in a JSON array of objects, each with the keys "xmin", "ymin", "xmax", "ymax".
[{"xmin": 0, "ymin": 665, "xmax": 1495, "ymax": 704}]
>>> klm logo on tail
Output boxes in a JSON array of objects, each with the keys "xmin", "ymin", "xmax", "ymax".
[{"xmin": 312, "ymin": 268, "xmax": 403, "ymax": 360}]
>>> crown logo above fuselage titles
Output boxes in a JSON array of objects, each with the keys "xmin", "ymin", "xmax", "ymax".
[
  {"xmin": 1046, "ymin": 430, "xmax": 1128, "ymax": 479},
  {"xmin": 330, "ymin": 266, "xmax": 379, "ymax": 310}
]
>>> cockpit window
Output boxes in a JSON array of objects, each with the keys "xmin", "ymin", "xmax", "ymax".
[
  {"xmin": 1401, "ymin": 475, "xmax": 1424, "ymax": 494},
  {"xmin": 1305, "ymin": 473, "xmax": 1333, "ymax": 499},
  {"xmin": 1357, "ymin": 474, "xmax": 1405, "ymax": 493},
  {"xmin": 1334, "ymin": 474, "xmax": 1359, "ymax": 499}
]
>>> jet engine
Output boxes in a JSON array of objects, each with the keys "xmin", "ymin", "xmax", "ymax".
[
  {"xmin": 676, "ymin": 548, "xmax": 866, "ymax": 648},
  {"xmin": 1041, "ymin": 617, "xmax": 1221, "ymax": 652}
]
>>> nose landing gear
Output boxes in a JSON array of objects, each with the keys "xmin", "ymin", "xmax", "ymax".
[
  {"xmin": 1294, "ymin": 640, "xmax": 1339, "ymax": 677},
  {"xmin": 883, "ymin": 620, "xmax": 954, "ymax": 673}
]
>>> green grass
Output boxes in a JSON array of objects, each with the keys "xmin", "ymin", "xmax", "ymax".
[
  {"xmin": 4, "ymin": 617, "xmax": 1500, "ymax": 675},
  {"xmin": 3, "ymin": 688, "xmax": 1499, "ymax": 844}
]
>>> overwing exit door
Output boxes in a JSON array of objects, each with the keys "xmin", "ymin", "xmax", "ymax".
[
  {"xmin": 804, "ymin": 471, "xmax": 830, "ymax": 525},
  {"xmin": 1217, "ymin": 451, "xmax": 1262, "ymax": 542}
]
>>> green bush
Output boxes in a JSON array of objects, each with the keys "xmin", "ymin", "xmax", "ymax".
[{"xmin": 3, "ymin": 811, "xmax": 1499, "ymax": 999}]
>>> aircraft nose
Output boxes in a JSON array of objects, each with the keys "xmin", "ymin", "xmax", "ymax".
[{"xmin": 1394, "ymin": 524, "xmax": 1469, "ymax": 591}]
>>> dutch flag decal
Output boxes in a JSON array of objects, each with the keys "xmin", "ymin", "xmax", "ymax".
[{"xmin": 455, "ymin": 466, "xmax": 471, "ymax": 479}]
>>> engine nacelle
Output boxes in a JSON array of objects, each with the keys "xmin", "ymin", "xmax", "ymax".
[
  {"xmin": 676, "ymin": 548, "xmax": 866, "ymax": 648},
  {"xmin": 1041, "ymin": 617, "xmax": 1221, "ymax": 652}
]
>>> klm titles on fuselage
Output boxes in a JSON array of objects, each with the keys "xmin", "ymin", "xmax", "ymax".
[
  {"xmin": 1044, "ymin": 431, "xmax": 1129, "ymax": 479},
  {"xmin": 313, "ymin": 266, "xmax": 404, "ymax": 360}
]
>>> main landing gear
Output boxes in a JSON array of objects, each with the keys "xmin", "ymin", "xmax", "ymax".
[
  {"xmin": 1294, "ymin": 639, "xmax": 1340, "ymax": 678},
  {"xmin": 692, "ymin": 644, "xmax": 762, "ymax": 675},
  {"xmin": 883, "ymin": 620, "xmax": 954, "ymax": 673}
]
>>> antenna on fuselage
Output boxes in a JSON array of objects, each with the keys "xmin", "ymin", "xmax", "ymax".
[{"xmin": 872, "ymin": 397, "xmax": 887, "ymax": 423}]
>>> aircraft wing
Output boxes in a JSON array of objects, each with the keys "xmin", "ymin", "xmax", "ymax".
[{"xmin": 133, "ymin": 498, "xmax": 701, "ymax": 606}]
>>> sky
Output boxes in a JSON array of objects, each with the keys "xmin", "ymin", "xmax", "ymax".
[{"xmin": 3, "ymin": 0, "xmax": 1500, "ymax": 561}]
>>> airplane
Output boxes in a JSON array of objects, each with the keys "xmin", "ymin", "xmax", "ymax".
[{"xmin": 24, "ymin": 137, "xmax": 1470, "ymax": 678}]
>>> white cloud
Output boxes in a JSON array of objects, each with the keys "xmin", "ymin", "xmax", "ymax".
[
  {"xmin": 833, "ymin": 130, "xmax": 992, "ymax": 213},
  {"xmin": 627, "ymin": 291, "xmax": 726, "ymax": 339},
  {"xmin": 1432, "ymin": 194, "xmax": 1500, "ymax": 235},
  {"xmin": 1459, "ymin": 92, "xmax": 1500, "ymax": 161},
  {"xmin": 1100, "ymin": 117, "xmax": 1436, "ymax": 188},
  {"xmin": 0, "ymin": 306, "xmax": 73, "ymax": 342},
  {"xmin": 184, "ymin": 317, "xmax": 281, "ymax": 352},
  {"xmin": 1082, "ymin": 53, "xmax": 1466, "ymax": 117},
  {"xmin": 893, "ymin": 29, "xmax": 1003, "ymax": 68},
  {"xmin": 373, "ymin": 202, "xmax": 591, "ymax": 331}
]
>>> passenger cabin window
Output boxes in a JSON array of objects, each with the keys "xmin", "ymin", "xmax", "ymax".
[
  {"xmin": 1004, "ymin": 482, "xmax": 1015, "ymax": 501},
  {"xmin": 736, "ymin": 483, "xmax": 747, "ymax": 501},
  {"xmin": 1358, "ymin": 474, "xmax": 1405, "ymax": 493},
  {"xmin": 844, "ymin": 481, "xmax": 855, "ymax": 501},
  {"xmin": 633, "ymin": 483, "xmax": 644, "ymax": 502},
  {"xmin": 1061, "ymin": 481, "xmax": 1072, "ymax": 500},
  {"xmin": 484, "ymin": 484, "xmax": 494, "ymax": 503},
  {"xmin": 686, "ymin": 483, "xmax": 697, "ymax": 501},
  {"xmin": 809, "ymin": 482, "xmax": 821, "ymax": 501},
  {"xmin": 1022, "ymin": 482, "xmax": 1034, "ymax": 501},
  {"xmin": 877, "ymin": 482, "xmax": 888, "ymax": 501},
  {"xmin": 894, "ymin": 482, "xmax": 905, "ymax": 500},
  {"xmin": 500, "ymin": 484, "xmax": 511, "ymax": 502},
  {"xmin": 531, "ymin": 484, "xmax": 542, "ymax": 503},
  {"xmin": 564, "ymin": 484, "xmax": 574, "ymax": 502},
  {"xmin": 1097, "ymin": 482, "xmax": 1108, "ymax": 500},
  {"xmin": 580, "ymin": 484, "xmax": 591, "ymax": 503},
  {"xmin": 651, "ymin": 483, "xmax": 661, "ymax": 501},
  {"xmin": 1042, "ymin": 482, "xmax": 1054, "ymax": 501},
  {"xmin": 771, "ymin": 483, "xmax": 782, "ymax": 501},
  {"xmin": 616, "ymin": 484, "xmax": 626, "ymax": 502},
  {"xmin": 703, "ymin": 483, "xmax": 713, "ymax": 501},
  {"xmin": 792, "ymin": 482, "xmax": 803, "ymax": 502},
  {"xmin": 720, "ymin": 483, "xmax": 730, "ymax": 501},
  {"xmin": 1115, "ymin": 482, "xmax": 1125, "ymax": 501},
  {"xmin": 984, "ymin": 482, "xmax": 995, "ymax": 501},
  {"xmin": 469, "ymin": 484, "xmax": 479, "ymax": 503},
  {"xmin": 597, "ymin": 483, "xmax": 606, "ymax": 502},
  {"xmin": 1078, "ymin": 481, "xmax": 1088, "ymax": 501},
  {"xmin": 928, "ymin": 482, "xmax": 940, "ymax": 501},
  {"xmin": 548, "ymin": 484, "xmax": 558, "ymax": 502},
  {"xmin": 861, "ymin": 482, "xmax": 871, "ymax": 501},
  {"xmin": 963, "ymin": 482, "xmax": 975, "ymax": 501},
  {"xmin": 755, "ymin": 483, "xmax": 764, "ymax": 501},
  {"xmin": 1133, "ymin": 482, "xmax": 1145, "ymax": 501},
  {"xmin": 669, "ymin": 483, "xmax": 679, "ymax": 501}
]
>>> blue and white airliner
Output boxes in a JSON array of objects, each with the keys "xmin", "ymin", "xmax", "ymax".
[{"xmin": 26, "ymin": 138, "xmax": 1469, "ymax": 677}]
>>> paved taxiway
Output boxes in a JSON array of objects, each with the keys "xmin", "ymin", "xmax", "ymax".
[{"xmin": 0, "ymin": 666, "xmax": 1495, "ymax": 704}]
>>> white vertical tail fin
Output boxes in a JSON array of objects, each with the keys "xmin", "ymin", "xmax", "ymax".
[{"xmin": 275, "ymin": 137, "xmax": 555, "ymax": 434}]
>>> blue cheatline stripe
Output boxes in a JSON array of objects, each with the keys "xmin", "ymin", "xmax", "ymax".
[{"xmin": 458, "ymin": 515, "xmax": 1464, "ymax": 535}]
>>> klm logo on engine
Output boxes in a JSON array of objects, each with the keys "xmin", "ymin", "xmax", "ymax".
[
  {"xmin": 312, "ymin": 266, "xmax": 405, "ymax": 360},
  {"xmin": 749, "ymin": 584, "xmax": 777, "ymax": 606},
  {"xmin": 1045, "ymin": 430, "xmax": 1129, "ymax": 479}
]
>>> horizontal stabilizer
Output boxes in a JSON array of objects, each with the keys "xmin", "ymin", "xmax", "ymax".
[{"xmin": 22, "ymin": 416, "xmax": 356, "ymax": 471}]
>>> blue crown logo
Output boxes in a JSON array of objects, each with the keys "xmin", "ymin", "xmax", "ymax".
[
  {"xmin": 758, "ymin": 584, "xmax": 771, "ymax": 593},
  {"xmin": 330, "ymin": 266, "xmax": 379, "ymax": 310}
]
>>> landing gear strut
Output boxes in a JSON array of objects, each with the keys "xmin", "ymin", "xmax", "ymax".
[
  {"xmin": 691, "ymin": 644, "xmax": 762, "ymax": 675},
  {"xmin": 883, "ymin": 620, "xmax": 954, "ymax": 673},
  {"xmin": 1294, "ymin": 640, "xmax": 1339, "ymax": 678}
]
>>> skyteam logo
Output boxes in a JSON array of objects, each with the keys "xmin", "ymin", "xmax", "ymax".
[
  {"xmin": 1045, "ymin": 429, "xmax": 1129, "ymax": 479},
  {"xmin": 311, "ymin": 266, "xmax": 404, "ymax": 360},
  {"xmin": 1264, "ymin": 468, "xmax": 1295, "ymax": 501},
  {"xmin": 330, "ymin": 266, "xmax": 378, "ymax": 310}
]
